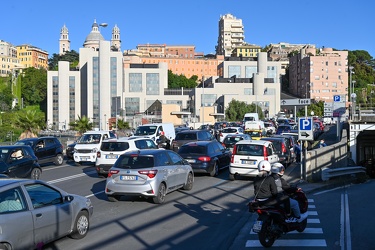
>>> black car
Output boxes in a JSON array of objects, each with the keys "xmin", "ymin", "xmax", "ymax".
[
  {"xmin": 177, "ymin": 140, "xmax": 232, "ymax": 177},
  {"xmin": 171, "ymin": 130, "xmax": 216, "ymax": 152},
  {"xmin": 221, "ymin": 133, "xmax": 252, "ymax": 152},
  {"xmin": 66, "ymin": 141, "xmax": 76, "ymax": 160},
  {"xmin": 15, "ymin": 137, "xmax": 64, "ymax": 166},
  {"xmin": 260, "ymin": 137, "xmax": 293, "ymax": 166},
  {"xmin": 0, "ymin": 145, "xmax": 42, "ymax": 179}
]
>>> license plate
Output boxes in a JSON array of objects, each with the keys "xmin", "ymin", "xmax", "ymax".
[
  {"xmin": 80, "ymin": 157, "xmax": 89, "ymax": 161},
  {"xmin": 106, "ymin": 154, "xmax": 118, "ymax": 159},
  {"xmin": 186, "ymin": 159, "xmax": 196, "ymax": 163},
  {"xmin": 241, "ymin": 160, "xmax": 256, "ymax": 165},
  {"xmin": 120, "ymin": 175, "xmax": 137, "ymax": 181},
  {"xmin": 252, "ymin": 220, "xmax": 263, "ymax": 233}
]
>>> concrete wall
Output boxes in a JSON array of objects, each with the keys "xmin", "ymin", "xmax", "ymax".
[{"xmin": 305, "ymin": 128, "xmax": 348, "ymax": 182}]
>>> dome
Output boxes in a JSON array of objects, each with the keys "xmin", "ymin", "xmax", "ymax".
[{"xmin": 83, "ymin": 20, "xmax": 104, "ymax": 47}]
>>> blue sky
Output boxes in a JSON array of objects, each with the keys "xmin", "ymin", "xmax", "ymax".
[{"xmin": 2, "ymin": 0, "xmax": 374, "ymax": 58}]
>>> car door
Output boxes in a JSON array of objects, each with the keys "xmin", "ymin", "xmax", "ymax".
[
  {"xmin": 43, "ymin": 138, "xmax": 57, "ymax": 163},
  {"xmin": 212, "ymin": 142, "xmax": 229, "ymax": 169},
  {"xmin": 33, "ymin": 139, "xmax": 47, "ymax": 163},
  {"xmin": 25, "ymin": 183, "xmax": 73, "ymax": 244},
  {"xmin": 266, "ymin": 143, "xmax": 279, "ymax": 163},
  {"xmin": 166, "ymin": 151, "xmax": 185, "ymax": 187},
  {"xmin": 7, "ymin": 148, "xmax": 33, "ymax": 178}
]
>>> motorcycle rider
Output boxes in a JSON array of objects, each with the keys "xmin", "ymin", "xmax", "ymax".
[
  {"xmin": 253, "ymin": 160, "xmax": 278, "ymax": 204},
  {"xmin": 271, "ymin": 163, "xmax": 308, "ymax": 223}
]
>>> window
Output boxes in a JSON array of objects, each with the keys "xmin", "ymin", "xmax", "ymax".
[
  {"xmin": 0, "ymin": 187, "xmax": 26, "ymax": 213},
  {"xmin": 25, "ymin": 184, "xmax": 63, "ymax": 209}
]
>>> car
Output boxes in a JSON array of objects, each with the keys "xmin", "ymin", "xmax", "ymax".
[
  {"xmin": 175, "ymin": 125, "xmax": 190, "ymax": 134},
  {"xmin": 14, "ymin": 137, "xmax": 64, "ymax": 166},
  {"xmin": 229, "ymin": 140, "xmax": 279, "ymax": 180},
  {"xmin": 221, "ymin": 133, "xmax": 252, "ymax": 152},
  {"xmin": 260, "ymin": 137, "xmax": 293, "ymax": 166},
  {"xmin": 244, "ymin": 129, "xmax": 264, "ymax": 140},
  {"xmin": 171, "ymin": 130, "xmax": 215, "ymax": 152},
  {"xmin": 66, "ymin": 141, "xmax": 77, "ymax": 160},
  {"xmin": 0, "ymin": 145, "xmax": 42, "ymax": 179},
  {"xmin": 0, "ymin": 178, "xmax": 93, "ymax": 249},
  {"xmin": 95, "ymin": 137, "xmax": 158, "ymax": 177},
  {"xmin": 177, "ymin": 140, "xmax": 232, "ymax": 177},
  {"xmin": 219, "ymin": 127, "xmax": 244, "ymax": 142},
  {"xmin": 275, "ymin": 124, "xmax": 294, "ymax": 135},
  {"xmin": 264, "ymin": 121, "xmax": 276, "ymax": 135},
  {"xmin": 105, "ymin": 149, "xmax": 194, "ymax": 204},
  {"xmin": 198, "ymin": 124, "xmax": 215, "ymax": 135}
]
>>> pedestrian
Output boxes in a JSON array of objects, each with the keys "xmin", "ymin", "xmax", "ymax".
[
  {"xmin": 319, "ymin": 139, "xmax": 327, "ymax": 148},
  {"xmin": 294, "ymin": 141, "xmax": 301, "ymax": 163}
]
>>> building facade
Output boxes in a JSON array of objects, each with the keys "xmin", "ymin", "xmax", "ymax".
[
  {"xmin": 0, "ymin": 40, "xmax": 24, "ymax": 77},
  {"xmin": 288, "ymin": 47, "xmax": 349, "ymax": 104},
  {"xmin": 16, "ymin": 44, "xmax": 48, "ymax": 70},
  {"xmin": 216, "ymin": 14, "xmax": 245, "ymax": 57}
]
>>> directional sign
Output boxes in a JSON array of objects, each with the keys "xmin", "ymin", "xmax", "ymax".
[
  {"xmin": 298, "ymin": 117, "xmax": 314, "ymax": 141},
  {"xmin": 280, "ymin": 99, "xmax": 311, "ymax": 106}
]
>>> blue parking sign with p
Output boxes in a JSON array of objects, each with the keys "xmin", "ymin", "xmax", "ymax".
[
  {"xmin": 334, "ymin": 95, "xmax": 340, "ymax": 102},
  {"xmin": 299, "ymin": 118, "xmax": 312, "ymax": 130}
]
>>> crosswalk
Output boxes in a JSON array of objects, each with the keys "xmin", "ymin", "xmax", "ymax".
[{"xmin": 245, "ymin": 199, "xmax": 327, "ymax": 248}]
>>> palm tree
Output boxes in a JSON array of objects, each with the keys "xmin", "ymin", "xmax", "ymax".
[
  {"xmin": 116, "ymin": 118, "xmax": 130, "ymax": 130},
  {"xmin": 13, "ymin": 110, "xmax": 44, "ymax": 139},
  {"xmin": 70, "ymin": 115, "xmax": 93, "ymax": 135}
]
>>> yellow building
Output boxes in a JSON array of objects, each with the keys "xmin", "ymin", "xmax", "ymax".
[
  {"xmin": 231, "ymin": 44, "xmax": 262, "ymax": 58},
  {"xmin": 17, "ymin": 44, "xmax": 49, "ymax": 70}
]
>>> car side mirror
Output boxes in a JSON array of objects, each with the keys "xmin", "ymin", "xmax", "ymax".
[{"xmin": 64, "ymin": 195, "xmax": 74, "ymax": 202}]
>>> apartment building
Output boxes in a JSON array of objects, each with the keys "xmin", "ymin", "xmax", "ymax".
[
  {"xmin": 16, "ymin": 44, "xmax": 48, "ymax": 70},
  {"xmin": 0, "ymin": 40, "xmax": 24, "ymax": 77},
  {"xmin": 216, "ymin": 13, "xmax": 245, "ymax": 57},
  {"xmin": 231, "ymin": 44, "xmax": 262, "ymax": 58},
  {"xmin": 288, "ymin": 47, "xmax": 348, "ymax": 103}
]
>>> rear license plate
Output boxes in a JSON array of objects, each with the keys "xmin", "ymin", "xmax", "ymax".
[
  {"xmin": 106, "ymin": 154, "xmax": 118, "ymax": 159},
  {"xmin": 186, "ymin": 159, "xmax": 196, "ymax": 163},
  {"xmin": 120, "ymin": 175, "xmax": 137, "ymax": 181},
  {"xmin": 252, "ymin": 220, "xmax": 263, "ymax": 233},
  {"xmin": 241, "ymin": 160, "xmax": 256, "ymax": 165},
  {"xmin": 80, "ymin": 157, "xmax": 89, "ymax": 161}
]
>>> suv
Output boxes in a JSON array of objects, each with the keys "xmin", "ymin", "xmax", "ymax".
[
  {"xmin": 171, "ymin": 130, "xmax": 215, "ymax": 152},
  {"xmin": 15, "ymin": 137, "xmax": 64, "ymax": 166},
  {"xmin": 229, "ymin": 140, "xmax": 279, "ymax": 180},
  {"xmin": 96, "ymin": 137, "xmax": 158, "ymax": 177}
]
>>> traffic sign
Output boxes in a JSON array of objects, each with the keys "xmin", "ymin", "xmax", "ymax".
[
  {"xmin": 298, "ymin": 117, "xmax": 314, "ymax": 141},
  {"xmin": 280, "ymin": 99, "xmax": 311, "ymax": 106},
  {"xmin": 333, "ymin": 95, "xmax": 341, "ymax": 102}
]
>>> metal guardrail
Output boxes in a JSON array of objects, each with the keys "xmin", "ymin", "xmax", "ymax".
[{"xmin": 321, "ymin": 166, "xmax": 366, "ymax": 181}]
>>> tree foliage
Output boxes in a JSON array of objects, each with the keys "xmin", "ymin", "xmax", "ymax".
[
  {"xmin": 168, "ymin": 70, "xmax": 198, "ymax": 88},
  {"xmin": 48, "ymin": 50, "xmax": 80, "ymax": 70},
  {"xmin": 225, "ymin": 99, "xmax": 264, "ymax": 121},
  {"xmin": 296, "ymin": 101, "xmax": 324, "ymax": 117},
  {"xmin": 20, "ymin": 67, "xmax": 47, "ymax": 107},
  {"xmin": 69, "ymin": 115, "xmax": 93, "ymax": 135},
  {"xmin": 0, "ymin": 76, "xmax": 13, "ymax": 111},
  {"xmin": 13, "ymin": 109, "xmax": 45, "ymax": 139}
]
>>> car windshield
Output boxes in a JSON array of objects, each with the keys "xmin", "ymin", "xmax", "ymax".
[
  {"xmin": 134, "ymin": 126, "xmax": 157, "ymax": 136},
  {"xmin": 101, "ymin": 142, "xmax": 130, "ymax": 151},
  {"xmin": 14, "ymin": 141, "xmax": 34, "ymax": 147},
  {"xmin": 178, "ymin": 145, "xmax": 206, "ymax": 154},
  {"xmin": 115, "ymin": 155, "xmax": 154, "ymax": 169},
  {"xmin": 223, "ymin": 128, "xmax": 237, "ymax": 133},
  {"xmin": 78, "ymin": 134, "xmax": 102, "ymax": 144},
  {"xmin": 223, "ymin": 136, "xmax": 241, "ymax": 144},
  {"xmin": 175, "ymin": 133, "xmax": 197, "ymax": 140}
]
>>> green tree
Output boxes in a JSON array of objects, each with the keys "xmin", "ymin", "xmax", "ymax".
[
  {"xmin": 0, "ymin": 77, "xmax": 13, "ymax": 111},
  {"xmin": 48, "ymin": 50, "xmax": 80, "ymax": 70},
  {"xmin": 69, "ymin": 115, "xmax": 93, "ymax": 135},
  {"xmin": 114, "ymin": 119, "xmax": 130, "ymax": 130},
  {"xmin": 296, "ymin": 101, "xmax": 324, "ymax": 117},
  {"xmin": 13, "ymin": 109, "xmax": 45, "ymax": 139},
  {"xmin": 20, "ymin": 67, "xmax": 47, "ymax": 107},
  {"xmin": 225, "ymin": 99, "xmax": 264, "ymax": 121},
  {"xmin": 168, "ymin": 70, "xmax": 198, "ymax": 88}
]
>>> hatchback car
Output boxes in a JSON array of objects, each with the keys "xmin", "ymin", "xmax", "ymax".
[
  {"xmin": 229, "ymin": 140, "xmax": 279, "ymax": 180},
  {"xmin": 0, "ymin": 145, "xmax": 42, "ymax": 179},
  {"xmin": 105, "ymin": 149, "xmax": 194, "ymax": 204},
  {"xmin": 221, "ymin": 134, "xmax": 252, "ymax": 152},
  {"xmin": 96, "ymin": 137, "xmax": 158, "ymax": 177},
  {"xmin": 219, "ymin": 127, "xmax": 244, "ymax": 142},
  {"xmin": 177, "ymin": 141, "xmax": 232, "ymax": 177},
  {"xmin": 15, "ymin": 137, "xmax": 64, "ymax": 166},
  {"xmin": 171, "ymin": 130, "xmax": 215, "ymax": 152},
  {"xmin": 0, "ymin": 178, "xmax": 93, "ymax": 250}
]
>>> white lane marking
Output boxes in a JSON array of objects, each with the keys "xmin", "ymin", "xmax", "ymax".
[
  {"xmin": 42, "ymin": 165, "xmax": 70, "ymax": 171},
  {"xmin": 86, "ymin": 191, "xmax": 104, "ymax": 198},
  {"xmin": 313, "ymin": 186, "xmax": 347, "ymax": 195},
  {"xmin": 246, "ymin": 239, "xmax": 327, "ymax": 247},
  {"xmin": 341, "ymin": 192, "xmax": 352, "ymax": 250},
  {"xmin": 47, "ymin": 170, "xmax": 97, "ymax": 184},
  {"xmin": 308, "ymin": 218, "xmax": 320, "ymax": 223},
  {"xmin": 307, "ymin": 211, "xmax": 317, "ymax": 216},
  {"xmin": 308, "ymin": 204, "xmax": 316, "ymax": 209}
]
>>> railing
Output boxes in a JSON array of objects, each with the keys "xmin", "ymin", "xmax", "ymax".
[{"xmin": 321, "ymin": 166, "xmax": 366, "ymax": 181}]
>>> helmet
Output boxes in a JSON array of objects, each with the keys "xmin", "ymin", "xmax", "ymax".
[
  {"xmin": 271, "ymin": 163, "xmax": 285, "ymax": 175},
  {"xmin": 258, "ymin": 160, "xmax": 271, "ymax": 172},
  {"xmin": 160, "ymin": 131, "xmax": 165, "ymax": 136}
]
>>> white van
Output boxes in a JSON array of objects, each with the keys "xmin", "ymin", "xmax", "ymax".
[
  {"xmin": 132, "ymin": 123, "xmax": 175, "ymax": 143},
  {"xmin": 74, "ymin": 130, "xmax": 117, "ymax": 164},
  {"xmin": 243, "ymin": 113, "xmax": 259, "ymax": 122},
  {"xmin": 244, "ymin": 120, "xmax": 265, "ymax": 131}
]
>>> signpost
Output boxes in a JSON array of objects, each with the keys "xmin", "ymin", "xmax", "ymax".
[
  {"xmin": 280, "ymin": 98, "xmax": 311, "ymax": 106},
  {"xmin": 298, "ymin": 117, "xmax": 314, "ymax": 141}
]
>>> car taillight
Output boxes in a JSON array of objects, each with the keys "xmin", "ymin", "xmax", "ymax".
[
  {"xmin": 97, "ymin": 151, "xmax": 101, "ymax": 158},
  {"xmin": 281, "ymin": 143, "xmax": 287, "ymax": 153},
  {"xmin": 138, "ymin": 170, "xmax": 158, "ymax": 178},
  {"xmin": 198, "ymin": 156, "xmax": 211, "ymax": 162},
  {"xmin": 108, "ymin": 169, "xmax": 119, "ymax": 178},
  {"xmin": 263, "ymin": 147, "xmax": 268, "ymax": 161},
  {"xmin": 231, "ymin": 145, "xmax": 237, "ymax": 163}
]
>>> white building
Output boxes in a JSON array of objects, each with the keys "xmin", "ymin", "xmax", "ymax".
[{"xmin": 215, "ymin": 14, "xmax": 245, "ymax": 57}]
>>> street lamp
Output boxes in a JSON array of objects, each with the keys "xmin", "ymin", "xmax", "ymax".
[
  {"xmin": 202, "ymin": 58, "xmax": 208, "ymax": 125},
  {"xmin": 349, "ymin": 66, "xmax": 355, "ymax": 102},
  {"xmin": 351, "ymin": 93, "xmax": 357, "ymax": 121}
]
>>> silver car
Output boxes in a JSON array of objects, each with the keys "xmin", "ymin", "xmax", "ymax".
[
  {"xmin": 0, "ymin": 179, "xmax": 93, "ymax": 250},
  {"xmin": 105, "ymin": 149, "xmax": 194, "ymax": 204}
]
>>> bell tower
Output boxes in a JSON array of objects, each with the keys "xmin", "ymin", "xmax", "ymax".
[
  {"xmin": 111, "ymin": 24, "xmax": 121, "ymax": 51},
  {"xmin": 59, "ymin": 24, "xmax": 70, "ymax": 55}
]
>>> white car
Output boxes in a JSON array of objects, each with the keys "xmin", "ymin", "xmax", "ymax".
[
  {"xmin": 264, "ymin": 122, "xmax": 276, "ymax": 134},
  {"xmin": 95, "ymin": 137, "xmax": 158, "ymax": 177},
  {"xmin": 219, "ymin": 127, "xmax": 244, "ymax": 142},
  {"xmin": 229, "ymin": 140, "xmax": 279, "ymax": 180}
]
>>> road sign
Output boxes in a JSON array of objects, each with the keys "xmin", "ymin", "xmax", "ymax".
[
  {"xmin": 333, "ymin": 95, "xmax": 341, "ymax": 102},
  {"xmin": 280, "ymin": 99, "xmax": 311, "ymax": 106},
  {"xmin": 298, "ymin": 117, "xmax": 314, "ymax": 141}
]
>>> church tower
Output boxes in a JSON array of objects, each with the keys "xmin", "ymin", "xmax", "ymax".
[
  {"xmin": 111, "ymin": 24, "xmax": 121, "ymax": 51},
  {"xmin": 59, "ymin": 24, "xmax": 70, "ymax": 55}
]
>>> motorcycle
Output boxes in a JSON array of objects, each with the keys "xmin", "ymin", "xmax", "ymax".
[
  {"xmin": 248, "ymin": 188, "xmax": 308, "ymax": 248},
  {"xmin": 156, "ymin": 139, "xmax": 170, "ymax": 149}
]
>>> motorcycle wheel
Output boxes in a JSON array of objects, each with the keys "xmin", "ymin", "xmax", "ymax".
[
  {"xmin": 258, "ymin": 219, "xmax": 276, "ymax": 248},
  {"xmin": 297, "ymin": 218, "xmax": 307, "ymax": 232}
]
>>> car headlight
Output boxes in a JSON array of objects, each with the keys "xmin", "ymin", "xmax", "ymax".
[
  {"xmin": 91, "ymin": 148, "xmax": 98, "ymax": 153},
  {"xmin": 86, "ymin": 198, "xmax": 92, "ymax": 208}
]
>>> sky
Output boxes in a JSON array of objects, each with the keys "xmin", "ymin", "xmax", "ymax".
[{"xmin": 1, "ymin": 0, "xmax": 374, "ymax": 58}]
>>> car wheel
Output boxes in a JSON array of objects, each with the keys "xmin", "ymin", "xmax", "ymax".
[
  {"xmin": 229, "ymin": 173, "xmax": 235, "ymax": 181},
  {"xmin": 31, "ymin": 168, "xmax": 42, "ymax": 180},
  {"xmin": 55, "ymin": 154, "xmax": 64, "ymax": 165},
  {"xmin": 210, "ymin": 161, "xmax": 219, "ymax": 177},
  {"xmin": 70, "ymin": 211, "xmax": 89, "ymax": 239},
  {"xmin": 107, "ymin": 195, "xmax": 121, "ymax": 202},
  {"xmin": 0, "ymin": 243, "xmax": 11, "ymax": 250},
  {"xmin": 153, "ymin": 183, "xmax": 166, "ymax": 204},
  {"xmin": 182, "ymin": 172, "xmax": 193, "ymax": 190}
]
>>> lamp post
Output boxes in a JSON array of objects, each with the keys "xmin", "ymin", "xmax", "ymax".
[
  {"xmin": 349, "ymin": 66, "xmax": 354, "ymax": 120},
  {"xmin": 202, "ymin": 58, "xmax": 208, "ymax": 125},
  {"xmin": 104, "ymin": 114, "xmax": 107, "ymax": 130}
]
